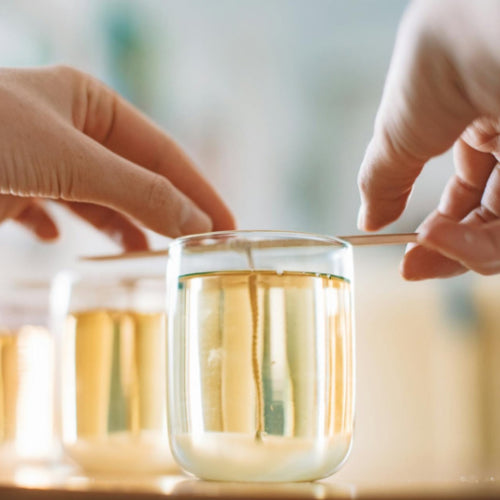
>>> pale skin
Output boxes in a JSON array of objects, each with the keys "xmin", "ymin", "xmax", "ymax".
[
  {"xmin": 0, "ymin": 65, "xmax": 235, "ymax": 250},
  {"xmin": 358, "ymin": 0, "xmax": 500, "ymax": 279}
]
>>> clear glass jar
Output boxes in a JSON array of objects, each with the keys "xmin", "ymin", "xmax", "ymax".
[
  {"xmin": 166, "ymin": 230, "xmax": 355, "ymax": 482},
  {"xmin": 0, "ymin": 281, "xmax": 55, "ymax": 469},
  {"xmin": 52, "ymin": 257, "xmax": 177, "ymax": 475}
]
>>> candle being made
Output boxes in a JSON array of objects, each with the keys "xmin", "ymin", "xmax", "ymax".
[
  {"xmin": 54, "ymin": 267, "xmax": 178, "ymax": 475},
  {"xmin": 167, "ymin": 231, "xmax": 354, "ymax": 482},
  {"xmin": 0, "ymin": 281, "xmax": 55, "ymax": 467},
  {"xmin": 62, "ymin": 309, "xmax": 175, "ymax": 474}
]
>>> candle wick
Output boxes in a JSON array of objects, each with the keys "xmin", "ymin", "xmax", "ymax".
[{"xmin": 244, "ymin": 245, "xmax": 264, "ymax": 443}]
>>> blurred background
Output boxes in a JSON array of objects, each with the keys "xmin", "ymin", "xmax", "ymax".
[{"xmin": 0, "ymin": 0, "xmax": 498, "ymax": 486}]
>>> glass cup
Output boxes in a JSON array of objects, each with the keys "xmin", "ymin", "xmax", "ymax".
[
  {"xmin": 52, "ymin": 258, "xmax": 178, "ymax": 475},
  {"xmin": 0, "ymin": 281, "xmax": 55, "ymax": 470},
  {"xmin": 166, "ymin": 230, "xmax": 355, "ymax": 482}
]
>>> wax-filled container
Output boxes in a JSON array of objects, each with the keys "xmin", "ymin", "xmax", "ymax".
[
  {"xmin": 0, "ymin": 281, "xmax": 55, "ymax": 469},
  {"xmin": 166, "ymin": 230, "xmax": 355, "ymax": 482},
  {"xmin": 52, "ymin": 258, "xmax": 177, "ymax": 475}
]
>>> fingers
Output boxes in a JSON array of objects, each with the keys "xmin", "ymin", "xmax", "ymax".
[
  {"xmin": 14, "ymin": 201, "xmax": 59, "ymax": 241},
  {"xmin": 76, "ymin": 74, "xmax": 236, "ymax": 232},
  {"xmin": 438, "ymin": 138, "xmax": 496, "ymax": 217},
  {"xmin": 63, "ymin": 202, "xmax": 149, "ymax": 252},
  {"xmin": 59, "ymin": 131, "xmax": 213, "ymax": 239},
  {"xmin": 418, "ymin": 213, "xmax": 500, "ymax": 275},
  {"xmin": 0, "ymin": 194, "xmax": 59, "ymax": 241},
  {"xmin": 358, "ymin": 3, "xmax": 477, "ymax": 231},
  {"xmin": 400, "ymin": 212, "xmax": 468, "ymax": 280},
  {"xmin": 401, "ymin": 139, "xmax": 497, "ymax": 279},
  {"xmin": 357, "ymin": 136, "xmax": 424, "ymax": 231},
  {"xmin": 0, "ymin": 191, "xmax": 148, "ymax": 249},
  {"xmin": 400, "ymin": 244, "xmax": 466, "ymax": 281}
]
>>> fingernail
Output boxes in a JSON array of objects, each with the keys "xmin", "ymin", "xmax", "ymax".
[
  {"xmin": 180, "ymin": 204, "xmax": 213, "ymax": 235},
  {"xmin": 357, "ymin": 204, "xmax": 366, "ymax": 230}
]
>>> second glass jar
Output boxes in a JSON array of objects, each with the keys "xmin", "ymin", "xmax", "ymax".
[{"xmin": 53, "ymin": 258, "xmax": 177, "ymax": 475}]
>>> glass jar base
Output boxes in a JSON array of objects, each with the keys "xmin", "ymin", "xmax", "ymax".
[
  {"xmin": 172, "ymin": 432, "xmax": 352, "ymax": 482},
  {"xmin": 64, "ymin": 431, "xmax": 178, "ymax": 475}
]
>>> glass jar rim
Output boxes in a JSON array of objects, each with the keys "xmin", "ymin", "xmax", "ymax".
[{"xmin": 168, "ymin": 230, "xmax": 351, "ymax": 253}]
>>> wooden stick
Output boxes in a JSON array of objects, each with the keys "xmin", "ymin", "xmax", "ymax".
[
  {"xmin": 80, "ymin": 233, "xmax": 418, "ymax": 262},
  {"xmin": 339, "ymin": 232, "xmax": 418, "ymax": 246}
]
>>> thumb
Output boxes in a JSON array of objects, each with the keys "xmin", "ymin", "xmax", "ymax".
[
  {"xmin": 61, "ymin": 132, "xmax": 212, "ymax": 238},
  {"xmin": 357, "ymin": 3, "xmax": 477, "ymax": 231}
]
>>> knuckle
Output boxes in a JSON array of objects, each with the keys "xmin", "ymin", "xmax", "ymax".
[
  {"xmin": 357, "ymin": 170, "xmax": 370, "ymax": 196},
  {"xmin": 377, "ymin": 126, "xmax": 423, "ymax": 169},
  {"xmin": 52, "ymin": 64, "xmax": 81, "ymax": 82},
  {"xmin": 79, "ymin": 75, "xmax": 116, "ymax": 143},
  {"xmin": 51, "ymin": 65, "xmax": 92, "ymax": 129},
  {"xmin": 145, "ymin": 176, "xmax": 171, "ymax": 213},
  {"xmin": 145, "ymin": 176, "xmax": 188, "ymax": 234},
  {"xmin": 58, "ymin": 168, "xmax": 77, "ymax": 200},
  {"xmin": 476, "ymin": 205, "xmax": 498, "ymax": 223},
  {"xmin": 57, "ymin": 145, "xmax": 88, "ymax": 200},
  {"xmin": 465, "ymin": 246, "xmax": 500, "ymax": 276}
]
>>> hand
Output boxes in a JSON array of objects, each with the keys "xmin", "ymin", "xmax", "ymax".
[
  {"xmin": 357, "ymin": 0, "xmax": 500, "ymax": 279},
  {"xmin": 0, "ymin": 65, "xmax": 235, "ymax": 250}
]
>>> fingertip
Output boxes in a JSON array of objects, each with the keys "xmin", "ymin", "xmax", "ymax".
[
  {"xmin": 400, "ymin": 243, "xmax": 466, "ymax": 281},
  {"xmin": 357, "ymin": 139, "xmax": 420, "ymax": 231},
  {"xmin": 359, "ymin": 217, "xmax": 384, "ymax": 232},
  {"xmin": 399, "ymin": 244, "xmax": 428, "ymax": 281},
  {"xmin": 36, "ymin": 223, "xmax": 60, "ymax": 241},
  {"xmin": 357, "ymin": 199, "xmax": 385, "ymax": 231},
  {"xmin": 118, "ymin": 228, "xmax": 150, "ymax": 252},
  {"xmin": 357, "ymin": 204, "xmax": 393, "ymax": 232},
  {"xmin": 212, "ymin": 210, "xmax": 237, "ymax": 232},
  {"xmin": 399, "ymin": 258, "xmax": 423, "ymax": 281},
  {"xmin": 15, "ymin": 203, "xmax": 60, "ymax": 242},
  {"xmin": 179, "ymin": 204, "xmax": 213, "ymax": 236},
  {"xmin": 226, "ymin": 212, "xmax": 238, "ymax": 231}
]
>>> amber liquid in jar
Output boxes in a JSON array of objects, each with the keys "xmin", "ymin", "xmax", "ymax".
[
  {"xmin": 0, "ymin": 326, "xmax": 53, "ymax": 462},
  {"xmin": 62, "ymin": 310, "xmax": 176, "ymax": 474},
  {"xmin": 170, "ymin": 270, "xmax": 354, "ymax": 482}
]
